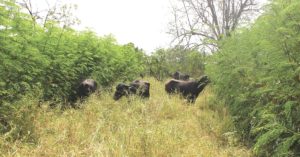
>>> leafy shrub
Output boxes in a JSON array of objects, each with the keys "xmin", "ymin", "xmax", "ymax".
[
  {"xmin": 0, "ymin": 0, "xmax": 146, "ymax": 138},
  {"xmin": 0, "ymin": 0, "xmax": 146, "ymax": 105},
  {"xmin": 147, "ymin": 46, "xmax": 206, "ymax": 80},
  {"xmin": 0, "ymin": 90, "xmax": 41, "ymax": 143},
  {"xmin": 207, "ymin": 0, "xmax": 300, "ymax": 156}
]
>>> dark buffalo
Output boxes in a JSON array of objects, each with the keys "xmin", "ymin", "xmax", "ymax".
[
  {"xmin": 173, "ymin": 71, "xmax": 190, "ymax": 80},
  {"xmin": 77, "ymin": 79, "xmax": 98, "ymax": 99},
  {"xmin": 113, "ymin": 80, "xmax": 150, "ymax": 100},
  {"xmin": 165, "ymin": 75, "xmax": 210, "ymax": 103},
  {"xmin": 71, "ymin": 79, "xmax": 97, "ymax": 101},
  {"xmin": 68, "ymin": 79, "xmax": 98, "ymax": 107}
]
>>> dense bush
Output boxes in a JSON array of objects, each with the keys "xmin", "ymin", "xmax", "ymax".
[
  {"xmin": 0, "ymin": 90, "xmax": 41, "ymax": 143},
  {"xmin": 0, "ymin": 0, "xmax": 145, "ymax": 105},
  {"xmin": 0, "ymin": 0, "xmax": 146, "ymax": 138},
  {"xmin": 207, "ymin": 0, "xmax": 300, "ymax": 156}
]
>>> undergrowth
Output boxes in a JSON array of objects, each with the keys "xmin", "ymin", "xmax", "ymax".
[{"xmin": 0, "ymin": 78, "xmax": 251, "ymax": 157}]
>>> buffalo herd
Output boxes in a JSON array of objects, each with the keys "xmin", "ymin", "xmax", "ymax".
[
  {"xmin": 113, "ymin": 80, "xmax": 150, "ymax": 100},
  {"xmin": 73, "ymin": 71, "xmax": 209, "ymax": 105}
]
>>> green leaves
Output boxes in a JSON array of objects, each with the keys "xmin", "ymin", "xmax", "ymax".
[
  {"xmin": 0, "ymin": 0, "xmax": 148, "ymax": 143},
  {"xmin": 206, "ymin": 0, "xmax": 300, "ymax": 156},
  {"xmin": 147, "ymin": 46, "xmax": 206, "ymax": 80},
  {"xmin": 274, "ymin": 134, "xmax": 300, "ymax": 157},
  {"xmin": 0, "ymin": 1, "xmax": 146, "ymax": 104},
  {"xmin": 253, "ymin": 126, "xmax": 286, "ymax": 156}
]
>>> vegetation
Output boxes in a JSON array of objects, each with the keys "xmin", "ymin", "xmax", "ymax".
[
  {"xmin": 207, "ymin": 0, "xmax": 300, "ymax": 156},
  {"xmin": 0, "ymin": 0, "xmax": 145, "ymax": 105},
  {"xmin": 0, "ymin": 78, "xmax": 251, "ymax": 157},
  {"xmin": 0, "ymin": 0, "xmax": 145, "ymax": 139},
  {"xmin": 1, "ymin": 0, "xmax": 300, "ymax": 156},
  {"xmin": 147, "ymin": 46, "xmax": 206, "ymax": 80}
]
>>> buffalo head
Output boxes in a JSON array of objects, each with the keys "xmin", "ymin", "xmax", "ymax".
[
  {"xmin": 77, "ymin": 79, "xmax": 97, "ymax": 98},
  {"xmin": 113, "ymin": 83, "xmax": 134, "ymax": 100}
]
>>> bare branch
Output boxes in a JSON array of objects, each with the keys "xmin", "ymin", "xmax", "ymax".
[
  {"xmin": 18, "ymin": 0, "xmax": 79, "ymax": 28},
  {"xmin": 21, "ymin": 0, "xmax": 35, "ymax": 22},
  {"xmin": 168, "ymin": 0, "xmax": 262, "ymax": 53}
]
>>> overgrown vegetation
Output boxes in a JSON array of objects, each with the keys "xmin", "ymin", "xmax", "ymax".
[
  {"xmin": 1, "ymin": 0, "xmax": 300, "ymax": 156},
  {"xmin": 147, "ymin": 46, "xmax": 206, "ymax": 80},
  {"xmin": 0, "ymin": 0, "xmax": 145, "ymax": 139},
  {"xmin": 0, "ymin": 0, "xmax": 145, "ymax": 104},
  {"xmin": 0, "ymin": 78, "xmax": 251, "ymax": 156},
  {"xmin": 207, "ymin": 0, "xmax": 300, "ymax": 156}
]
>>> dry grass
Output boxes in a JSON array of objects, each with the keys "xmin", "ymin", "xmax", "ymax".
[{"xmin": 0, "ymin": 77, "xmax": 252, "ymax": 157}]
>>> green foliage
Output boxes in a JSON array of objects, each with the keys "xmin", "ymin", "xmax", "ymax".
[
  {"xmin": 147, "ymin": 46, "xmax": 206, "ymax": 80},
  {"xmin": 0, "ymin": 0, "xmax": 146, "ymax": 138},
  {"xmin": 0, "ymin": 0, "xmax": 145, "ymax": 104},
  {"xmin": 207, "ymin": 0, "xmax": 300, "ymax": 156},
  {"xmin": 0, "ymin": 90, "xmax": 42, "ymax": 143},
  {"xmin": 0, "ymin": 78, "xmax": 252, "ymax": 156}
]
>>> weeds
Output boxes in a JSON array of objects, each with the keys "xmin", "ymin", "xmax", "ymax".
[{"xmin": 0, "ymin": 78, "xmax": 251, "ymax": 156}]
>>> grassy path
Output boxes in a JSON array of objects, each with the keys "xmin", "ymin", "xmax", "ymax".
[{"xmin": 1, "ymin": 78, "xmax": 252, "ymax": 156}]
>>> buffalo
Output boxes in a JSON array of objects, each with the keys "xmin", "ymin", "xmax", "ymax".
[
  {"xmin": 77, "ymin": 79, "xmax": 98, "ymax": 99},
  {"xmin": 165, "ymin": 75, "xmax": 210, "ymax": 103},
  {"xmin": 173, "ymin": 71, "xmax": 190, "ymax": 80},
  {"xmin": 69, "ymin": 79, "xmax": 98, "ymax": 105},
  {"xmin": 113, "ymin": 80, "xmax": 150, "ymax": 100}
]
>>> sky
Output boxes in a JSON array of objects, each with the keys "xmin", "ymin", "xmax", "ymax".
[
  {"xmin": 26, "ymin": 0, "xmax": 269, "ymax": 54},
  {"xmin": 30, "ymin": 0, "xmax": 173, "ymax": 54}
]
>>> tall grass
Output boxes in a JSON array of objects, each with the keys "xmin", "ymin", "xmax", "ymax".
[{"xmin": 0, "ymin": 78, "xmax": 252, "ymax": 156}]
